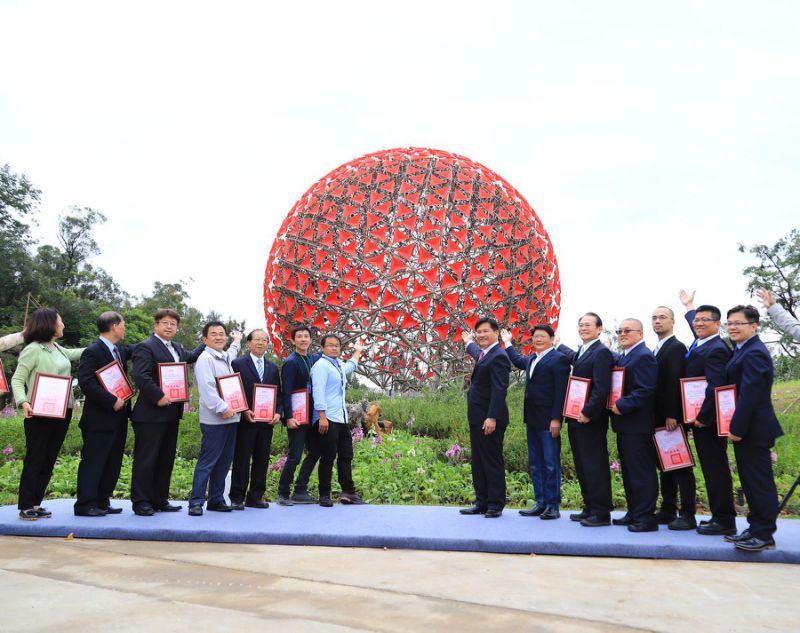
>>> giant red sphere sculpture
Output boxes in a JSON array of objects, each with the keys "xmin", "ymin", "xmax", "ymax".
[{"xmin": 264, "ymin": 147, "xmax": 560, "ymax": 391}]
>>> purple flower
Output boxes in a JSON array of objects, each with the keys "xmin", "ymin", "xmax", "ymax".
[
  {"xmin": 770, "ymin": 451, "xmax": 778, "ymax": 463},
  {"xmin": 351, "ymin": 427, "xmax": 364, "ymax": 443},
  {"xmin": 445, "ymin": 443, "xmax": 463, "ymax": 460},
  {"xmin": 392, "ymin": 452, "xmax": 402, "ymax": 459},
  {"xmin": 2, "ymin": 445, "xmax": 12, "ymax": 456},
  {"xmin": 0, "ymin": 406, "xmax": 15, "ymax": 418},
  {"xmin": 610, "ymin": 461, "xmax": 620, "ymax": 472},
  {"xmin": 372, "ymin": 435, "xmax": 383, "ymax": 447},
  {"xmin": 380, "ymin": 457, "xmax": 389, "ymax": 465},
  {"xmin": 270, "ymin": 454, "xmax": 288, "ymax": 472}
]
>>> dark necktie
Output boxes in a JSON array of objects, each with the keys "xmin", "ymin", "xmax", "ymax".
[
  {"xmin": 113, "ymin": 346, "xmax": 121, "ymax": 363},
  {"xmin": 478, "ymin": 351, "xmax": 485, "ymax": 362},
  {"xmin": 685, "ymin": 339, "xmax": 698, "ymax": 360}
]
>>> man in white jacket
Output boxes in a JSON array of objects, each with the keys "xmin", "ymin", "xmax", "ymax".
[{"xmin": 757, "ymin": 289, "xmax": 800, "ymax": 344}]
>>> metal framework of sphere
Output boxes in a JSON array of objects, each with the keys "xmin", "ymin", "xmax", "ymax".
[{"xmin": 264, "ymin": 147, "xmax": 560, "ymax": 391}]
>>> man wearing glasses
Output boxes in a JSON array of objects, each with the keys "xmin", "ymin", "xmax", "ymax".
[
  {"xmin": 679, "ymin": 291, "xmax": 737, "ymax": 536},
  {"xmin": 130, "ymin": 309, "xmax": 205, "ymax": 516},
  {"xmin": 723, "ymin": 305, "xmax": 783, "ymax": 552},
  {"xmin": 609, "ymin": 319, "xmax": 659, "ymax": 532}
]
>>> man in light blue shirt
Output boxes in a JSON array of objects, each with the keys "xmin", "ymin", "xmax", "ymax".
[{"xmin": 308, "ymin": 334, "xmax": 365, "ymax": 507}]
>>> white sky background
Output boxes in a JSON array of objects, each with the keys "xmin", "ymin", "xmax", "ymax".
[{"xmin": 1, "ymin": 1, "xmax": 798, "ymax": 350}]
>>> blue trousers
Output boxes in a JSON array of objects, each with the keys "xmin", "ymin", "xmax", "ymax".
[
  {"xmin": 526, "ymin": 425, "xmax": 561, "ymax": 507},
  {"xmin": 190, "ymin": 423, "xmax": 237, "ymax": 506}
]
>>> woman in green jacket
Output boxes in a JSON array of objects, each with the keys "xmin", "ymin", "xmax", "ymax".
[{"xmin": 11, "ymin": 308, "xmax": 85, "ymax": 520}]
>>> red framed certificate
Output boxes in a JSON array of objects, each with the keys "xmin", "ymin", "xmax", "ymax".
[
  {"xmin": 607, "ymin": 367, "xmax": 625, "ymax": 409},
  {"xmin": 291, "ymin": 389, "xmax": 310, "ymax": 425},
  {"xmin": 30, "ymin": 372, "xmax": 71, "ymax": 419},
  {"xmin": 563, "ymin": 376, "xmax": 591, "ymax": 419},
  {"xmin": 215, "ymin": 373, "xmax": 249, "ymax": 414},
  {"xmin": 715, "ymin": 384, "xmax": 736, "ymax": 437},
  {"xmin": 0, "ymin": 358, "xmax": 8, "ymax": 393},
  {"xmin": 653, "ymin": 426, "xmax": 695, "ymax": 471},
  {"xmin": 158, "ymin": 362, "xmax": 189, "ymax": 402},
  {"xmin": 252, "ymin": 384, "xmax": 278, "ymax": 422},
  {"xmin": 95, "ymin": 359, "xmax": 134, "ymax": 402},
  {"xmin": 680, "ymin": 377, "xmax": 708, "ymax": 422}
]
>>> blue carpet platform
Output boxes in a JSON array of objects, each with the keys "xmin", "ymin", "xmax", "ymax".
[{"xmin": 1, "ymin": 499, "xmax": 797, "ymax": 564}]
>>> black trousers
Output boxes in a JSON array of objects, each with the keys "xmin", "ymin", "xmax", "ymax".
[
  {"xmin": 75, "ymin": 423, "xmax": 128, "ymax": 512},
  {"xmin": 734, "ymin": 440, "xmax": 779, "ymax": 540},
  {"xmin": 659, "ymin": 464, "xmax": 697, "ymax": 517},
  {"xmin": 616, "ymin": 433, "xmax": 658, "ymax": 525},
  {"xmin": 306, "ymin": 423, "xmax": 355, "ymax": 496},
  {"xmin": 229, "ymin": 421, "xmax": 274, "ymax": 503},
  {"xmin": 131, "ymin": 418, "xmax": 180, "ymax": 509},
  {"xmin": 278, "ymin": 424, "xmax": 318, "ymax": 496},
  {"xmin": 468, "ymin": 422, "xmax": 507, "ymax": 511},
  {"xmin": 18, "ymin": 410, "xmax": 73, "ymax": 510},
  {"xmin": 568, "ymin": 419, "xmax": 612, "ymax": 518},
  {"xmin": 692, "ymin": 425, "xmax": 736, "ymax": 527}
]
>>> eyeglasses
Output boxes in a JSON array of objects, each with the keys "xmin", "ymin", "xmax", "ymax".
[
  {"xmin": 615, "ymin": 329, "xmax": 642, "ymax": 335},
  {"xmin": 725, "ymin": 321, "xmax": 755, "ymax": 327},
  {"xmin": 692, "ymin": 317, "xmax": 715, "ymax": 324},
  {"xmin": 158, "ymin": 320, "xmax": 179, "ymax": 328}
]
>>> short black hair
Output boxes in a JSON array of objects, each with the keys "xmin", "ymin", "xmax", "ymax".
[
  {"xmin": 23, "ymin": 308, "xmax": 60, "ymax": 344},
  {"xmin": 474, "ymin": 316, "xmax": 499, "ymax": 331},
  {"xmin": 291, "ymin": 325, "xmax": 312, "ymax": 340},
  {"xmin": 97, "ymin": 311, "xmax": 123, "ymax": 333},
  {"xmin": 202, "ymin": 321, "xmax": 227, "ymax": 337},
  {"xmin": 532, "ymin": 324, "xmax": 555, "ymax": 337},
  {"xmin": 580, "ymin": 312, "xmax": 603, "ymax": 327},
  {"xmin": 246, "ymin": 329, "xmax": 267, "ymax": 342},
  {"xmin": 727, "ymin": 304, "xmax": 760, "ymax": 324},
  {"xmin": 695, "ymin": 304, "xmax": 721, "ymax": 322},
  {"xmin": 154, "ymin": 308, "xmax": 181, "ymax": 324},
  {"xmin": 319, "ymin": 333, "xmax": 340, "ymax": 347}
]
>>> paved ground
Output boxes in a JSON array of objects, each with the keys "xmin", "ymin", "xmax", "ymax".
[{"xmin": 0, "ymin": 536, "xmax": 798, "ymax": 632}]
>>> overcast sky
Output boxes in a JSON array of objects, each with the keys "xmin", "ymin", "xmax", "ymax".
[{"xmin": 1, "ymin": 1, "xmax": 797, "ymax": 349}]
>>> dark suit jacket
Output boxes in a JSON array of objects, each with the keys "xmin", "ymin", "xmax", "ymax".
[
  {"xmin": 131, "ymin": 334, "xmax": 205, "ymax": 423},
  {"xmin": 654, "ymin": 336, "xmax": 687, "ymax": 425},
  {"xmin": 280, "ymin": 352, "xmax": 321, "ymax": 420},
  {"xmin": 231, "ymin": 354, "xmax": 283, "ymax": 421},
  {"xmin": 684, "ymin": 310, "xmax": 733, "ymax": 425},
  {"xmin": 726, "ymin": 335, "xmax": 783, "ymax": 446},
  {"xmin": 558, "ymin": 340, "xmax": 614, "ymax": 423},
  {"xmin": 78, "ymin": 338, "xmax": 134, "ymax": 432},
  {"xmin": 610, "ymin": 342, "xmax": 657, "ymax": 435},
  {"xmin": 507, "ymin": 346, "xmax": 570, "ymax": 429},
  {"xmin": 466, "ymin": 342, "xmax": 510, "ymax": 426}
]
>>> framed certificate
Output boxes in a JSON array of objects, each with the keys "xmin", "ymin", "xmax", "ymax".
[
  {"xmin": 95, "ymin": 359, "xmax": 134, "ymax": 402},
  {"xmin": 653, "ymin": 426, "xmax": 695, "ymax": 471},
  {"xmin": 680, "ymin": 377, "xmax": 708, "ymax": 423},
  {"xmin": 30, "ymin": 372, "xmax": 71, "ymax": 419},
  {"xmin": 0, "ymin": 358, "xmax": 8, "ymax": 393},
  {"xmin": 714, "ymin": 384, "xmax": 737, "ymax": 437},
  {"xmin": 158, "ymin": 362, "xmax": 189, "ymax": 402},
  {"xmin": 563, "ymin": 376, "xmax": 591, "ymax": 419},
  {"xmin": 215, "ymin": 373, "xmax": 249, "ymax": 414},
  {"xmin": 291, "ymin": 389, "xmax": 310, "ymax": 425},
  {"xmin": 252, "ymin": 384, "xmax": 278, "ymax": 422},
  {"xmin": 607, "ymin": 367, "xmax": 625, "ymax": 409}
]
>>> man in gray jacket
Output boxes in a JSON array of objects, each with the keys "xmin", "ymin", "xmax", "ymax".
[{"xmin": 757, "ymin": 289, "xmax": 800, "ymax": 343}]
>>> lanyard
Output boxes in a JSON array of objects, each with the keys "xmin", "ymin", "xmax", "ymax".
[{"xmin": 323, "ymin": 355, "xmax": 347, "ymax": 422}]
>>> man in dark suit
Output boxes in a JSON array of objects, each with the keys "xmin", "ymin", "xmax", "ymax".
[
  {"xmin": 229, "ymin": 329, "xmax": 282, "ymax": 510},
  {"xmin": 460, "ymin": 316, "xmax": 511, "ymax": 518},
  {"xmin": 74, "ymin": 311, "xmax": 134, "ymax": 516},
  {"xmin": 679, "ymin": 290, "xmax": 736, "ymax": 536},
  {"xmin": 503, "ymin": 324, "xmax": 570, "ymax": 519},
  {"xmin": 130, "ymin": 309, "xmax": 205, "ymax": 516},
  {"xmin": 724, "ymin": 305, "xmax": 783, "ymax": 552},
  {"xmin": 610, "ymin": 318, "xmax": 659, "ymax": 532},
  {"xmin": 557, "ymin": 312, "xmax": 614, "ymax": 527},
  {"xmin": 651, "ymin": 306, "xmax": 696, "ymax": 530}
]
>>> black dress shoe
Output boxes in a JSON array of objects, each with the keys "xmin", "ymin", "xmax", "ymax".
[
  {"xmin": 724, "ymin": 529, "xmax": 751, "ymax": 543},
  {"xmin": 319, "ymin": 496, "xmax": 334, "ymax": 507},
  {"xmin": 459, "ymin": 505, "xmax": 487, "ymax": 515},
  {"xmin": 655, "ymin": 510, "xmax": 677, "ymax": 525},
  {"xmin": 696, "ymin": 520, "xmax": 737, "ymax": 536},
  {"xmin": 539, "ymin": 507, "xmax": 560, "ymax": 520},
  {"xmin": 155, "ymin": 502, "xmax": 182, "ymax": 512},
  {"xmin": 628, "ymin": 522, "xmax": 658, "ymax": 533},
  {"xmin": 484, "ymin": 508, "xmax": 503, "ymax": 518},
  {"xmin": 230, "ymin": 502, "xmax": 245, "ymax": 511},
  {"xmin": 188, "ymin": 505, "xmax": 203, "ymax": 516},
  {"xmin": 612, "ymin": 515, "xmax": 633, "ymax": 526},
  {"xmin": 580, "ymin": 515, "xmax": 611, "ymax": 527},
  {"xmin": 134, "ymin": 504, "xmax": 155, "ymax": 516},
  {"xmin": 245, "ymin": 500, "xmax": 269, "ymax": 509},
  {"xmin": 668, "ymin": 516, "xmax": 697, "ymax": 531},
  {"xmin": 75, "ymin": 507, "xmax": 108, "ymax": 517},
  {"xmin": 569, "ymin": 509, "xmax": 589, "ymax": 522},
  {"xmin": 206, "ymin": 502, "xmax": 233, "ymax": 512},
  {"xmin": 735, "ymin": 536, "xmax": 776, "ymax": 552},
  {"xmin": 34, "ymin": 507, "xmax": 52, "ymax": 518},
  {"xmin": 519, "ymin": 504, "xmax": 546, "ymax": 517},
  {"xmin": 102, "ymin": 506, "xmax": 123, "ymax": 514}
]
